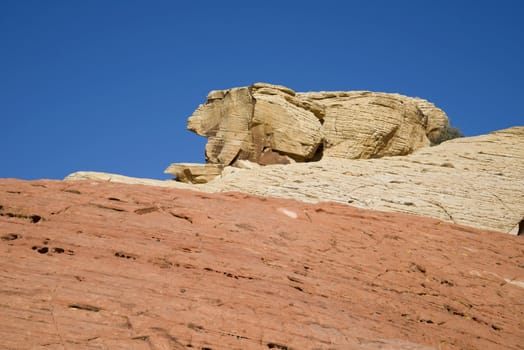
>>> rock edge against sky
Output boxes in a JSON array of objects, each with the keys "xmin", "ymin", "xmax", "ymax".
[{"xmin": 65, "ymin": 83, "xmax": 523, "ymax": 235}]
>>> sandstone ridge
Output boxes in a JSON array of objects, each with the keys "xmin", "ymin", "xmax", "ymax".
[
  {"xmin": 186, "ymin": 83, "xmax": 450, "ymax": 166},
  {"xmin": 1, "ymin": 179, "xmax": 522, "ymax": 349},
  {"xmin": 67, "ymin": 127, "xmax": 524, "ymax": 235}
]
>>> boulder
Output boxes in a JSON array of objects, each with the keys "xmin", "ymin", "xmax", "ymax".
[
  {"xmin": 188, "ymin": 83, "xmax": 323, "ymax": 165},
  {"xmin": 187, "ymin": 83, "xmax": 450, "ymax": 165},
  {"xmin": 164, "ymin": 163, "xmax": 224, "ymax": 184},
  {"xmin": 300, "ymin": 91, "xmax": 440, "ymax": 158}
]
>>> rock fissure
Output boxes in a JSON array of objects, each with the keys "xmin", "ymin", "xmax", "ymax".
[{"xmin": 427, "ymin": 200, "xmax": 455, "ymax": 223}]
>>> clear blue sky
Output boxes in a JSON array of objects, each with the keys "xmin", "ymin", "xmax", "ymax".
[{"xmin": 2, "ymin": 1, "xmax": 523, "ymax": 180}]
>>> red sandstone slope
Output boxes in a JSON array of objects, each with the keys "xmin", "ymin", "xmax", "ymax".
[{"xmin": 0, "ymin": 179, "xmax": 522, "ymax": 350}]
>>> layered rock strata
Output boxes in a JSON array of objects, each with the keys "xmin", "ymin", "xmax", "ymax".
[
  {"xmin": 67, "ymin": 127, "xmax": 524, "ymax": 235},
  {"xmin": 202, "ymin": 127, "xmax": 524, "ymax": 235},
  {"xmin": 186, "ymin": 83, "xmax": 450, "ymax": 166},
  {"xmin": 1, "ymin": 179, "xmax": 522, "ymax": 349}
]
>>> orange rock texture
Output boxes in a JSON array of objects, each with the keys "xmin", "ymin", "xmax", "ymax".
[{"xmin": 0, "ymin": 179, "xmax": 522, "ymax": 349}]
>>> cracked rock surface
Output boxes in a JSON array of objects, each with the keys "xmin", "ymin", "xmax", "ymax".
[
  {"xmin": 187, "ymin": 83, "xmax": 449, "ymax": 165},
  {"xmin": 68, "ymin": 126, "xmax": 524, "ymax": 234},
  {"xmin": 1, "ymin": 179, "xmax": 522, "ymax": 349},
  {"xmin": 202, "ymin": 127, "xmax": 524, "ymax": 235}
]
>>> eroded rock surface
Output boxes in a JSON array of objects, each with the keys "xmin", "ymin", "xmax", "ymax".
[
  {"xmin": 1, "ymin": 179, "xmax": 523, "ymax": 349},
  {"xmin": 202, "ymin": 127, "xmax": 524, "ymax": 235},
  {"xmin": 164, "ymin": 163, "xmax": 224, "ymax": 184},
  {"xmin": 187, "ymin": 83, "xmax": 450, "ymax": 165},
  {"xmin": 67, "ymin": 127, "xmax": 524, "ymax": 234}
]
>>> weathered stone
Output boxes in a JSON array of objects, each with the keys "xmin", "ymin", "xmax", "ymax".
[
  {"xmin": 1, "ymin": 179, "xmax": 523, "ymax": 349},
  {"xmin": 187, "ymin": 83, "xmax": 451, "ymax": 165},
  {"xmin": 164, "ymin": 163, "xmax": 223, "ymax": 184},
  {"xmin": 413, "ymin": 97, "xmax": 450, "ymax": 142},
  {"xmin": 65, "ymin": 171, "xmax": 196, "ymax": 188},
  {"xmin": 251, "ymin": 89, "xmax": 322, "ymax": 161},
  {"xmin": 203, "ymin": 127, "xmax": 524, "ymax": 235},
  {"xmin": 232, "ymin": 159, "xmax": 261, "ymax": 169},
  {"xmin": 188, "ymin": 83, "xmax": 323, "ymax": 165},
  {"xmin": 66, "ymin": 127, "xmax": 524, "ymax": 234},
  {"xmin": 188, "ymin": 87, "xmax": 255, "ymax": 165},
  {"xmin": 300, "ymin": 91, "xmax": 432, "ymax": 158}
]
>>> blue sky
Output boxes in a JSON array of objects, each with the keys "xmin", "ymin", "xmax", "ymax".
[{"xmin": 1, "ymin": 1, "xmax": 523, "ymax": 180}]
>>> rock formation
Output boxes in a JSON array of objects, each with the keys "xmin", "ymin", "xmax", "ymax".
[
  {"xmin": 4, "ymin": 82, "xmax": 524, "ymax": 349},
  {"xmin": 69, "ymin": 126, "xmax": 524, "ymax": 235},
  {"xmin": 164, "ymin": 163, "xmax": 224, "ymax": 184},
  {"xmin": 186, "ymin": 83, "xmax": 450, "ymax": 166},
  {"xmin": 1, "ymin": 179, "xmax": 523, "ymax": 349},
  {"xmin": 202, "ymin": 127, "xmax": 524, "ymax": 235}
]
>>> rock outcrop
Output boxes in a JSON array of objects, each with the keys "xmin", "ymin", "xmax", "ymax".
[
  {"xmin": 186, "ymin": 83, "xmax": 450, "ymax": 166},
  {"xmin": 164, "ymin": 163, "xmax": 224, "ymax": 184},
  {"xmin": 1, "ymin": 179, "xmax": 523, "ymax": 349},
  {"xmin": 68, "ymin": 127, "xmax": 524, "ymax": 235},
  {"xmin": 202, "ymin": 127, "xmax": 524, "ymax": 235}
]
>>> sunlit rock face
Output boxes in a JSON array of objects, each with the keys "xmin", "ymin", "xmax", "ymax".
[
  {"xmin": 70, "ymin": 127, "xmax": 524, "ymax": 235},
  {"xmin": 187, "ymin": 82, "xmax": 450, "ymax": 165},
  {"xmin": 1, "ymin": 178, "xmax": 523, "ymax": 349}
]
